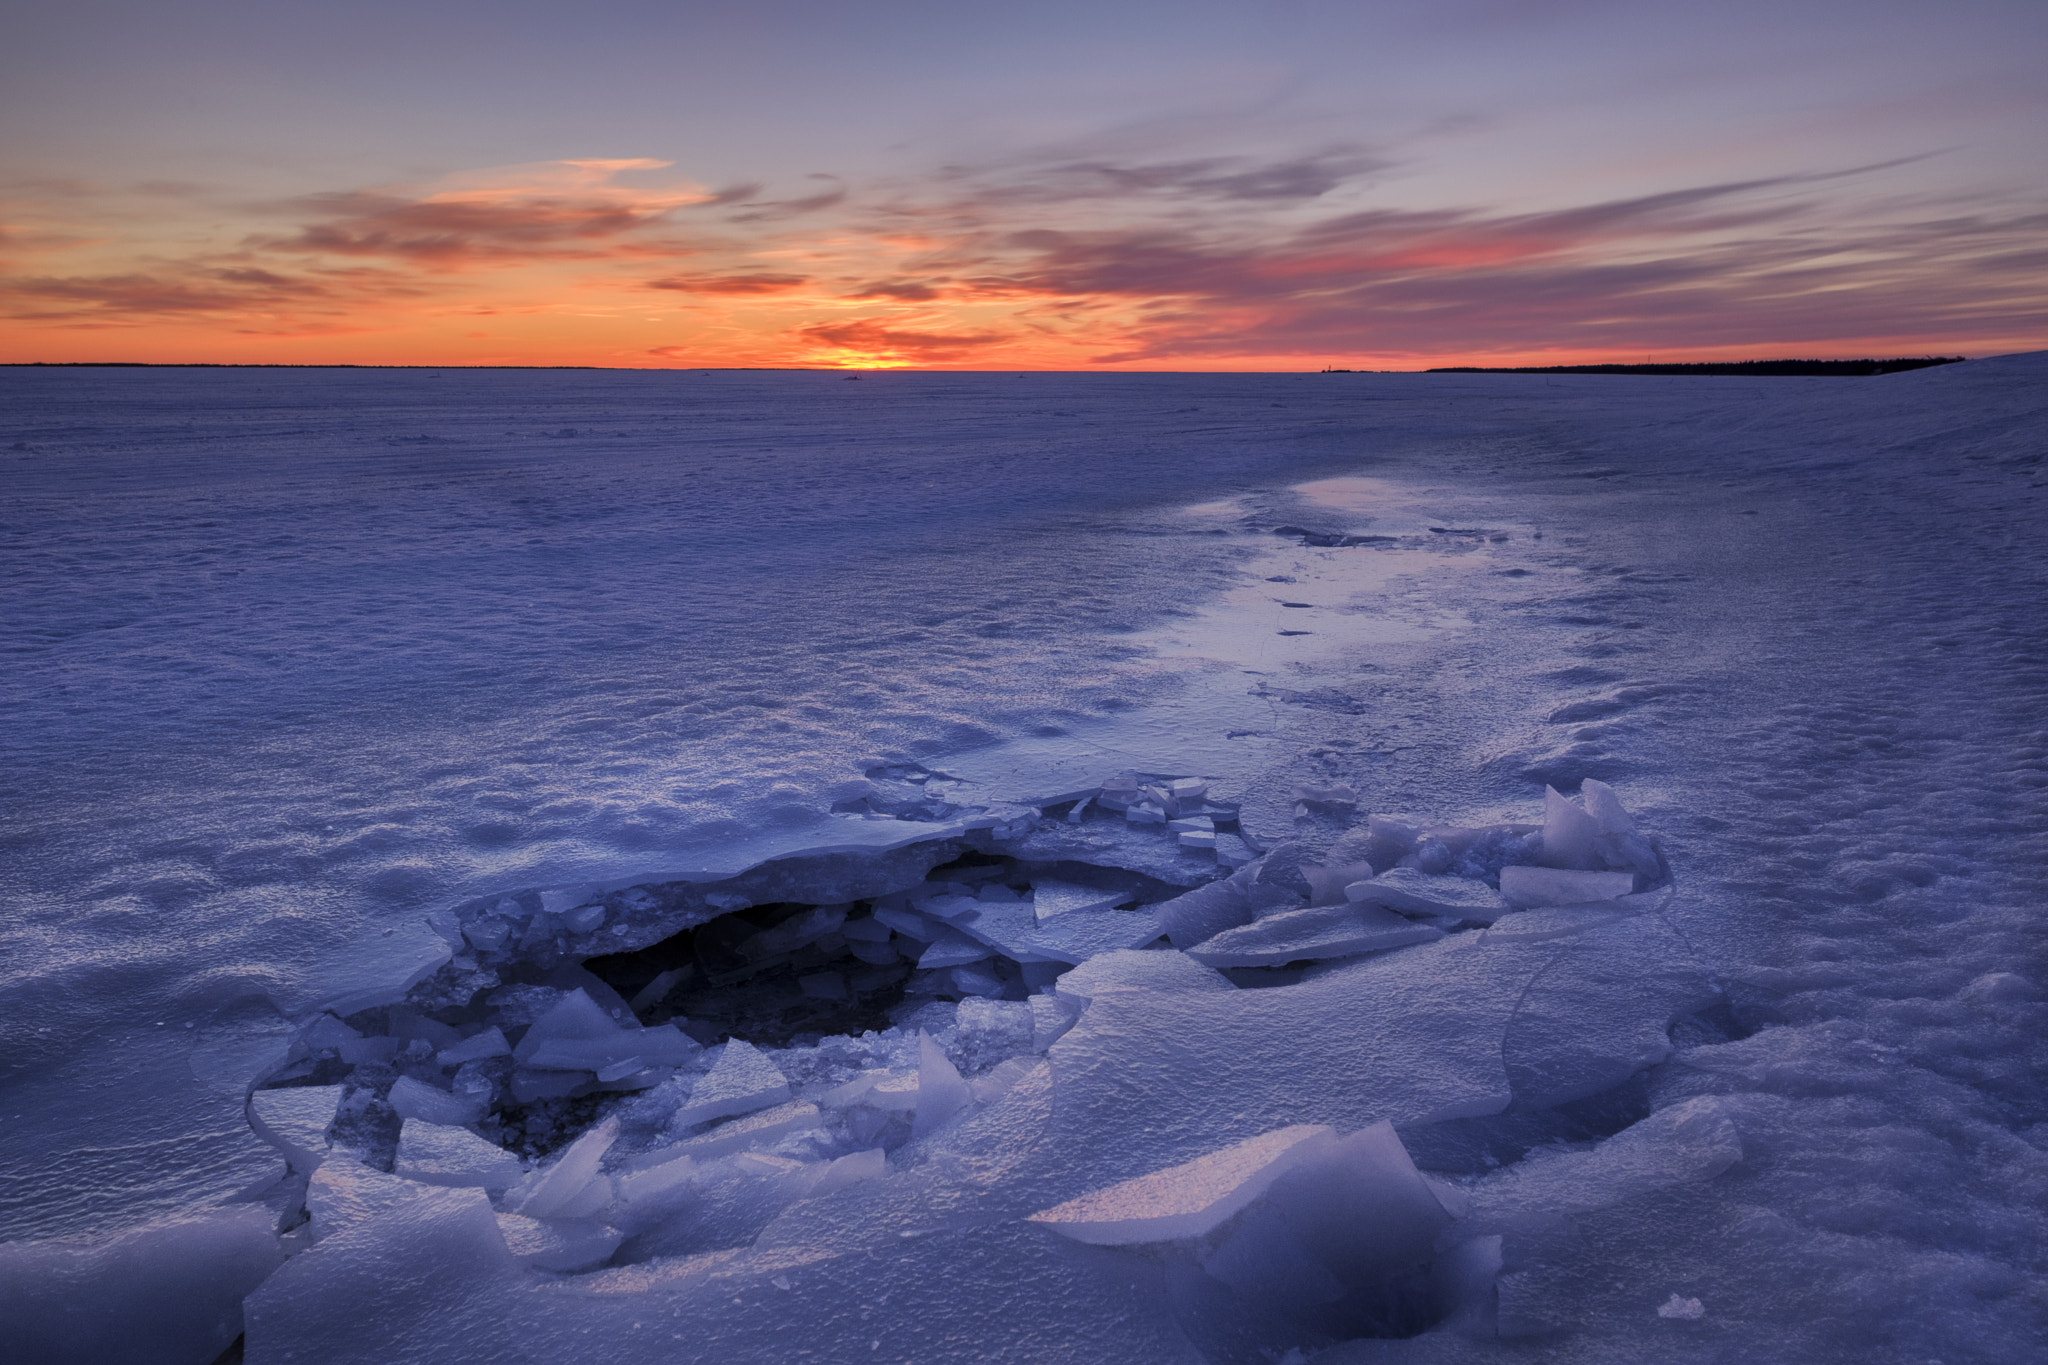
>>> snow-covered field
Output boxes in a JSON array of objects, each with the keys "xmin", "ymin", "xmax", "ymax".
[{"xmin": 2, "ymin": 358, "xmax": 2043, "ymax": 1364}]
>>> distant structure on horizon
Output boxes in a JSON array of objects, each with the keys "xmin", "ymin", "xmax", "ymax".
[{"xmin": 1416, "ymin": 357, "xmax": 1966, "ymax": 377}]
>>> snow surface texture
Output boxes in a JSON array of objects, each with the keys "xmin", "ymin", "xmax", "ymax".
[{"xmin": 2, "ymin": 359, "xmax": 2046, "ymax": 1363}]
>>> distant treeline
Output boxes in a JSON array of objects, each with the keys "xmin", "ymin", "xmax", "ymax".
[{"xmin": 1419, "ymin": 357, "xmax": 1966, "ymax": 377}]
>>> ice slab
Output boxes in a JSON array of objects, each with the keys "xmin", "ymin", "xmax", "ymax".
[
  {"xmin": 394, "ymin": 1119, "xmax": 525, "ymax": 1192},
  {"xmin": 387, "ymin": 1075, "xmax": 487, "ymax": 1127},
  {"xmin": 523, "ymin": 1024, "xmax": 697, "ymax": 1074},
  {"xmin": 243, "ymin": 1185, "xmax": 525, "ymax": 1364},
  {"xmin": 1053, "ymin": 948, "xmax": 1234, "ymax": 1002},
  {"xmin": 1302, "ymin": 860, "xmax": 1377, "ymax": 906},
  {"xmin": 510, "ymin": 1117, "xmax": 618, "ymax": 1221},
  {"xmin": 1030, "ymin": 878, "xmax": 1129, "ymax": 921},
  {"xmin": 1028, "ymin": 1124, "xmax": 1333, "ymax": 1244},
  {"xmin": 495, "ymin": 1213, "xmax": 624, "ymax": 1272},
  {"xmin": 1498, "ymin": 865, "xmax": 1636, "ymax": 908},
  {"xmin": 671, "ymin": 1040, "xmax": 792, "ymax": 1129},
  {"xmin": 435, "ymin": 1026, "xmax": 511, "ymax": 1068},
  {"xmin": 665, "ymin": 1100, "xmax": 824, "ymax": 1161},
  {"xmin": 1540, "ymin": 785, "xmax": 1604, "ymax": 869},
  {"xmin": 1032, "ymin": 935, "xmax": 1543, "ymax": 1199},
  {"xmin": 912, "ymin": 1032, "xmax": 971, "ymax": 1140},
  {"xmin": 917, "ymin": 929, "xmax": 995, "ymax": 969},
  {"xmin": 1202, "ymin": 1122, "xmax": 1451, "ymax": 1290},
  {"xmin": 1020, "ymin": 905, "xmax": 1167, "ymax": 964},
  {"xmin": 1345, "ymin": 867, "xmax": 1509, "ymax": 922},
  {"xmin": 1499, "ymin": 913, "xmax": 1718, "ymax": 1107},
  {"xmin": 1156, "ymin": 876, "xmax": 1255, "ymax": 948},
  {"xmin": 248, "ymin": 1085, "xmax": 342, "ymax": 1173},
  {"xmin": 1030, "ymin": 994, "xmax": 1081, "ymax": 1050},
  {"xmin": 1186, "ymin": 904, "xmax": 1443, "ymax": 968},
  {"xmin": 511, "ymin": 989, "xmax": 629, "ymax": 1064},
  {"xmin": 306, "ymin": 1156, "xmax": 441, "ymax": 1242},
  {"xmin": 1465, "ymin": 1097, "xmax": 1742, "ymax": 1230}
]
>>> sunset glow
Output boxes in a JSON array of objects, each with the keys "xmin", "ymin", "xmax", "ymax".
[{"xmin": 4, "ymin": 1, "xmax": 2043, "ymax": 369}]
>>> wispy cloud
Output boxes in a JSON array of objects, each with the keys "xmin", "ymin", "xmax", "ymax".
[{"xmin": 2, "ymin": 149, "xmax": 2042, "ymax": 364}]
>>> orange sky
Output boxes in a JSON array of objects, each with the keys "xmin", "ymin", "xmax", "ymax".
[{"xmin": 5, "ymin": 3, "xmax": 2044, "ymax": 369}]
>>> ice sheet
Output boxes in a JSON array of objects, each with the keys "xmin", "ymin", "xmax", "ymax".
[{"xmin": 7, "ymin": 358, "xmax": 2047, "ymax": 1363}]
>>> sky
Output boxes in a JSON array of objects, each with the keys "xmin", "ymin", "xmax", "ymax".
[{"xmin": 2, "ymin": 0, "xmax": 2043, "ymax": 369}]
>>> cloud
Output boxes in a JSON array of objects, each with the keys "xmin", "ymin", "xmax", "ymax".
[
  {"xmin": 646, "ymin": 271, "xmax": 810, "ymax": 294},
  {"xmin": 257, "ymin": 159, "xmax": 716, "ymax": 266},
  {"xmin": 4, "ymin": 144, "xmax": 2041, "ymax": 363},
  {"xmin": 927, "ymin": 146, "xmax": 1390, "ymax": 213},
  {"xmin": 794, "ymin": 317, "xmax": 1011, "ymax": 364},
  {"xmin": 846, "ymin": 278, "xmax": 945, "ymax": 301}
]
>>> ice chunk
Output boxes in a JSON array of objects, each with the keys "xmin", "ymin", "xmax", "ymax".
[
  {"xmin": 1186, "ymin": 904, "xmax": 1442, "ymax": 968},
  {"xmin": 1301, "ymin": 861, "xmax": 1376, "ymax": 907},
  {"xmin": 1095, "ymin": 770, "xmax": 1142, "ymax": 811},
  {"xmin": 1540, "ymin": 786, "xmax": 1603, "ymax": 869},
  {"xmin": 947, "ymin": 962, "xmax": 1006, "ymax": 996},
  {"xmin": 942, "ymin": 897, "xmax": 1058, "ymax": 962},
  {"xmin": 509, "ymin": 1116, "xmax": 618, "ymax": 1220},
  {"xmin": 301, "ymin": 1013, "xmax": 361, "ymax": 1051},
  {"xmin": 1214, "ymin": 834, "xmax": 1256, "ymax": 869},
  {"xmin": 667, "ymin": 1101, "xmax": 824, "ymax": 1161},
  {"xmin": 524, "ymin": 1023, "xmax": 696, "ymax": 1073},
  {"xmin": 873, "ymin": 905, "xmax": 938, "ymax": 940},
  {"xmin": 1053, "ymin": 948, "xmax": 1233, "ymax": 1002},
  {"xmin": 388, "ymin": 1075, "xmax": 486, "ymax": 1127},
  {"xmin": 1040, "ymin": 935, "xmax": 1539, "ymax": 1196},
  {"xmin": 394, "ymin": 1119, "xmax": 524, "ymax": 1192},
  {"xmin": 336, "ymin": 1035, "xmax": 399, "ymax": 1066},
  {"xmin": 810, "ymin": 1146, "xmax": 888, "ymax": 1199},
  {"xmin": 243, "ymin": 1187, "xmax": 523, "ymax": 1363},
  {"xmin": 671, "ymin": 1039, "xmax": 792, "ymax": 1128},
  {"xmin": 494, "ymin": 1212, "xmax": 623, "ymax": 1272},
  {"xmin": 248, "ymin": 1084, "xmax": 342, "ymax": 1173},
  {"xmin": 1498, "ymin": 865, "xmax": 1636, "ymax": 908},
  {"xmin": 305, "ymin": 1155, "xmax": 440, "ymax": 1241},
  {"xmin": 1156, "ymin": 876, "xmax": 1254, "ymax": 948},
  {"xmin": 1167, "ymin": 815, "xmax": 1214, "ymax": 835},
  {"xmin": 914, "ymin": 928, "xmax": 991, "ymax": 969},
  {"xmin": 912, "ymin": 1032, "xmax": 971, "ymax": 1140},
  {"xmin": 614, "ymin": 1151, "xmax": 698, "ymax": 1215},
  {"xmin": 1292, "ymin": 783, "xmax": 1358, "ymax": 816},
  {"xmin": 509, "ymin": 1068, "xmax": 585, "ymax": 1104},
  {"xmin": 911, "ymin": 893, "xmax": 983, "ymax": 923},
  {"xmin": 1025, "ymin": 905, "xmax": 1167, "ymax": 963},
  {"xmin": 1582, "ymin": 778, "xmax": 1660, "ymax": 876},
  {"xmin": 435, "ymin": 1026, "xmax": 511, "ymax": 1068},
  {"xmin": 1027, "ymin": 1124, "xmax": 1333, "ymax": 1244},
  {"xmin": 1178, "ymin": 830, "xmax": 1217, "ymax": 850},
  {"xmin": 1658, "ymin": 1294, "xmax": 1707, "ymax": 1321},
  {"xmin": 462, "ymin": 917, "xmax": 514, "ymax": 953},
  {"xmin": 511, "ymin": 988, "xmax": 629, "ymax": 1065},
  {"xmin": 1031, "ymin": 993, "xmax": 1081, "ymax": 1050},
  {"xmin": 1345, "ymin": 867, "xmax": 1510, "ymax": 922},
  {"xmin": 1195, "ymin": 1122, "xmax": 1458, "ymax": 1335}
]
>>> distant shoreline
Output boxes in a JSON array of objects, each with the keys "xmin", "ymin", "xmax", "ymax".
[
  {"xmin": 1412, "ymin": 357, "xmax": 1965, "ymax": 377},
  {"xmin": 2, "ymin": 356, "xmax": 1971, "ymax": 375}
]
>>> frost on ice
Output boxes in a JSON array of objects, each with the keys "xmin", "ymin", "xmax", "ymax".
[{"xmin": 205, "ymin": 774, "xmax": 1736, "ymax": 1360}]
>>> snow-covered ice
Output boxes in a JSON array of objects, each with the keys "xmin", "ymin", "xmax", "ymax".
[{"xmin": 3, "ymin": 359, "xmax": 2045, "ymax": 1363}]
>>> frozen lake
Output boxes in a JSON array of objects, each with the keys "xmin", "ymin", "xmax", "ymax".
[{"xmin": 2, "ymin": 359, "xmax": 2044, "ymax": 1363}]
